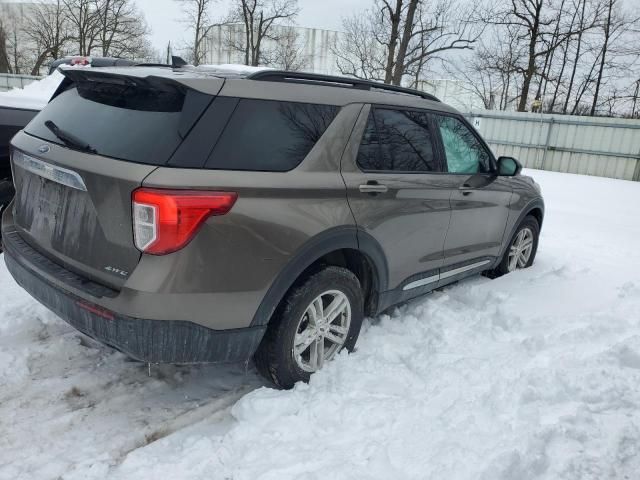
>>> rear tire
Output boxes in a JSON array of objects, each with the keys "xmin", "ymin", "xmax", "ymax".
[
  {"xmin": 254, "ymin": 266, "xmax": 364, "ymax": 389},
  {"xmin": 491, "ymin": 215, "xmax": 540, "ymax": 278}
]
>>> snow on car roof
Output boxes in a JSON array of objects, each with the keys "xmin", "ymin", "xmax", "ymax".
[
  {"xmin": 0, "ymin": 64, "xmax": 272, "ymax": 111},
  {"xmin": 195, "ymin": 64, "xmax": 273, "ymax": 75}
]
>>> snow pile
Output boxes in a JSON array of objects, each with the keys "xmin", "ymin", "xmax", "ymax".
[
  {"xmin": 1, "ymin": 169, "xmax": 640, "ymax": 479},
  {"xmin": 0, "ymin": 71, "xmax": 64, "ymax": 110}
]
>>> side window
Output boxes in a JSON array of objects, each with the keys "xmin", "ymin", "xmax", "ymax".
[
  {"xmin": 435, "ymin": 115, "xmax": 491, "ymax": 174},
  {"xmin": 357, "ymin": 108, "xmax": 438, "ymax": 172},
  {"xmin": 205, "ymin": 99, "xmax": 339, "ymax": 171}
]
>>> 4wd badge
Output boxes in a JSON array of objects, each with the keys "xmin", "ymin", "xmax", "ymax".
[{"xmin": 104, "ymin": 266, "xmax": 129, "ymax": 277}]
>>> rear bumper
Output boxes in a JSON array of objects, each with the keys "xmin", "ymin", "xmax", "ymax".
[{"xmin": 2, "ymin": 228, "xmax": 266, "ymax": 364}]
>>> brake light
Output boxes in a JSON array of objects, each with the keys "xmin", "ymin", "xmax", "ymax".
[
  {"xmin": 132, "ymin": 188, "xmax": 237, "ymax": 255},
  {"xmin": 70, "ymin": 56, "xmax": 91, "ymax": 66}
]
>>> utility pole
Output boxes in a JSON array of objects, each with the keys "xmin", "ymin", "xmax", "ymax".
[{"xmin": 166, "ymin": 41, "xmax": 171, "ymax": 65}]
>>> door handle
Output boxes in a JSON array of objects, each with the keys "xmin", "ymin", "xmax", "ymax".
[
  {"xmin": 359, "ymin": 182, "xmax": 388, "ymax": 195},
  {"xmin": 459, "ymin": 184, "xmax": 473, "ymax": 196}
]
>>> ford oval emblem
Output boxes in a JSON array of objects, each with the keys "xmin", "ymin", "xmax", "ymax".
[{"xmin": 38, "ymin": 144, "xmax": 50, "ymax": 154}]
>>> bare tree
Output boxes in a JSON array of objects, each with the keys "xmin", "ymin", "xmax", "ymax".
[
  {"xmin": 95, "ymin": 0, "xmax": 150, "ymax": 58},
  {"xmin": 0, "ymin": 6, "xmax": 29, "ymax": 74},
  {"xmin": 264, "ymin": 25, "xmax": 308, "ymax": 70},
  {"xmin": 333, "ymin": 0, "xmax": 481, "ymax": 86},
  {"xmin": 447, "ymin": 25, "xmax": 524, "ymax": 110},
  {"xmin": 224, "ymin": 0, "xmax": 299, "ymax": 67},
  {"xmin": 23, "ymin": 0, "xmax": 71, "ymax": 75},
  {"xmin": 589, "ymin": 0, "xmax": 639, "ymax": 115},
  {"xmin": 63, "ymin": 0, "xmax": 99, "ymax": 55},
  {"xmin": 560, "ymin": 0, "xmax": 590, "ymax": 113},
  {"xmin": 61, "ymin": 0, "xmax": 151, "ymax": 59},
  {"xmin": 331, "ymin": 14, "xmax": 385, "ymax": 81},
  {"xmin": 492, "ymin": 0, "xmax": 548, "ymax": 111},
  {"xmin": 175, "ymin": 0, "xmax": 215, "ymax": 65}
]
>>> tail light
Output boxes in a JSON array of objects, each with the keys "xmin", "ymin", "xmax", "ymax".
[
  {"xmin": 132, "ymin": 188, "xmax": 237, "ymax": 255},
  {"xmin": 70, "ymin": 56, "xmax": 91, "ymax": 66}
]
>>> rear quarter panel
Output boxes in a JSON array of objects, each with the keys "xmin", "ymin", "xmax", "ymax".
[{"xmin": 130, "ymin": 104, "xmax": 364, "ymax": 329}]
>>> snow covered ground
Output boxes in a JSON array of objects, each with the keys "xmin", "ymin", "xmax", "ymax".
[{"xmin": 1, "ymin": 169, "xmax": 639, "ymax": 480}]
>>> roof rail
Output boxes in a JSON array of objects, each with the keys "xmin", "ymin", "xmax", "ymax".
[{"xmin": 247, "ymin": 70, "xmax": 440, "ymax": 102}]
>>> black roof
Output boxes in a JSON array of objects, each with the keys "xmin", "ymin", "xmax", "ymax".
[{"xmin": 54, "ymin": 60, "xmax": 442, "ymax": 104}]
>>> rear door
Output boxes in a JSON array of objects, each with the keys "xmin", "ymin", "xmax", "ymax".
[
  {"xmin": 341, "ymin": 105, "xmax": 456, "ymax": 293},
  {"xmin": 432, "ymin": 113, "xmax": 512, "ymax": 269},
  {"xmin": 11, "ymin": 72, "xmax": 221, "ymax": 288}
]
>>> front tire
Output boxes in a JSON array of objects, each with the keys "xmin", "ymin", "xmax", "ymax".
[
  {"xmin": 254, "ymin": 266, "xmax": 364, "ymax": 389},
  {"xmin": 492, "ymin": 215, "xmax": 540, "ymax": 277}
]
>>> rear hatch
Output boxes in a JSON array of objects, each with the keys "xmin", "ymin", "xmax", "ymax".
[{"xmin": 11, "ymin": 68, "xmax": 221, "ymax": 289}]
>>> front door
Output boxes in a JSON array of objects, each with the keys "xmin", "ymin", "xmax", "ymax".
[
  {"xmin": 432, "ymin": 114, "xmax": 513, "ymax": 270},
  {"xmin": 341, "ymin": 105, "xmax": 456, "ymax": 294}
]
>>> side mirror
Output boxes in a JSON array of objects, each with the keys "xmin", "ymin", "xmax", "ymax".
[{"xmin": 496, "ymin": 156, "xmax": 522, "ymax": 176}]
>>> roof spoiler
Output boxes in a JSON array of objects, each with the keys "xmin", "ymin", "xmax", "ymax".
[{"xmin": 51, "ymin": 68, "xmax": 187, "ymax": 101}]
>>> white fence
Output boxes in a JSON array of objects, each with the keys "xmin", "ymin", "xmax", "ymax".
[
  {"xmin": 0, "ymin": 73, "xmax": 42, "ymax": 92},
  {"xmin": 467, "ymin": 110, "xmax": 640, "ymax": 182}
]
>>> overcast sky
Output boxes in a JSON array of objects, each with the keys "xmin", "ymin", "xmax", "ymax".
[{"xmin": 135, "ymin": 0, "xmax": 372, "ymax": 54}]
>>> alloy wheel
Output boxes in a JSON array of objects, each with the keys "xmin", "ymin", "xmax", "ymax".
[
  {"xmin": 293, "ymin": 290, "xmax": 351, "ymax": 372},
  {"xmin": 508, "ymin": 227, "xmax": 534, "ymax": 272}
]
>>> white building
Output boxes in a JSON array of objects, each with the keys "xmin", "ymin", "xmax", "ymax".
[
  {"xmin": 417, "ymin": 79, "xmax": 485, "ymax": 112},
  {"xmin": 205, "ymin": 23, "xmax": 342, "ymax": 76}
]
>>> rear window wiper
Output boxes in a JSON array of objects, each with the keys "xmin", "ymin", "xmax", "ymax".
[{"xmin": 44, "ymin": 120, "xmax": 97, "ymax": 154}]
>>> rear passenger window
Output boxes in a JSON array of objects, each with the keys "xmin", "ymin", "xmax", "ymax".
[
  {"xmin": 205, "ymin": 99, "xmax": 338, "ymax": 171},
  {"xmin": 357, "ymin": 108, "xmax": 437, "ymax": 172}
]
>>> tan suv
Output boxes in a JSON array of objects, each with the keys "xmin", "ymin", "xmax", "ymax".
[{"xmin": 2, "ymin": 67, "xmax": 544, "ymax": 388}]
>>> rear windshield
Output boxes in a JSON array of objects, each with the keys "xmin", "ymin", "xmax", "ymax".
[{"xmin": 25, "ymin": 81, "xmax": 187, "ymax": 165}]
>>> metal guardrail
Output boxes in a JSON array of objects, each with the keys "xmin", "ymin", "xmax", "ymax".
[{"xmin": 0, "ymin": 73, "xmax": 43, "ymax": 92}]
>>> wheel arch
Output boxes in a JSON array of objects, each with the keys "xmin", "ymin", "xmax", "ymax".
[
  {"xmin": 496, "ymin": 197, "xmax": 545, "ymax": 266},
  {"xmin": 526, "ymin": 204, "xmax": 544, "ymax": 229},
  {"xmin": 250, "ymin": 226, "xmax": 388, "ymax": 327}
]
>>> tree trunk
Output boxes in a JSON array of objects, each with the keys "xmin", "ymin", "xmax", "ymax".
[
  {"xmin": 0, "ymin": 25, "xmax": 11, "ymax": 74},
  {"xmin": 383, "ymin": 0, "xmax": 403, "ymax": 84},
  {"xmin": 193, "ymin": 1, "xmax": 203, "ymax": 65},
  {"xmin": 517, "ymin": 1, "xmax": 542, "ymax": 112},
  {"xmin": 244, "ymin": 10, "xmax": 251, "ymax": 65},
  {"xmin": 252, "ymin": 13, "xmax": 264, "ymax": 66},
  {"xmin": 518, "ymin": 39, "xmax": 538, "ymax": 111},
  {"xmin": 590, "ymin": 0, "xmax": 613, "ymax": 116},
  {"xmin": 31, "ymin": 50, "xmax": 51, "ymax": 76},
  {"xmin": 538, "ymin": 0, "xmax": 566, "ymax": 104},
  {"xmin": 391, "ymin": 0, "xmax": 419, "ymax": 85},
  {"xmin": 562, "ymin": 0, "xmax": 586, "ymax": 113}
]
